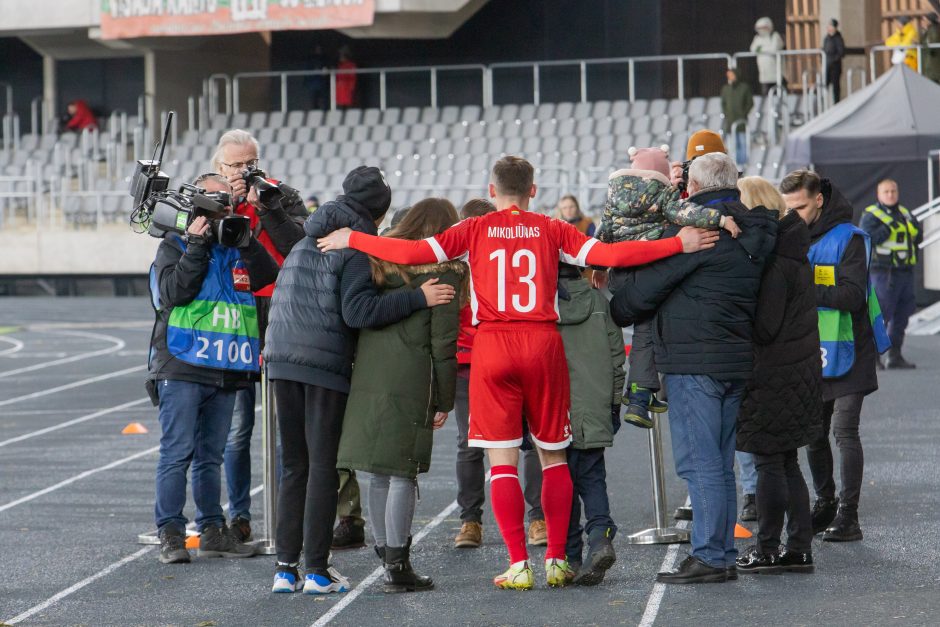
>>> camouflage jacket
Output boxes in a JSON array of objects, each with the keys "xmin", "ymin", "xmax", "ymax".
[{"xmin": 597, "ymin": 169, "xmax": 723, "ymax": 242}]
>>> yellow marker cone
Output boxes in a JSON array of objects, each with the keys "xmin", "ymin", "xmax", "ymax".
[
  {"xmin": 121, "ymin": 422, "xmax": 149, "ymax": 435},
  {"xmin": 734, "ymin": 523, "xmax": 753, "ymax": 539}
]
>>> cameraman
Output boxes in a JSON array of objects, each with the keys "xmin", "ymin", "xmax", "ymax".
[
  {"xmin": 212, "ymin": 129, "xmax": 308, "ymax": 542},
  {"xmin": 148, "ymin": 173, "xmax": 279, "ymax": 564}
]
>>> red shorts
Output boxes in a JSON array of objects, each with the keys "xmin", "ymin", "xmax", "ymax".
[{"xmin": 468, "ymin": 322, "xmax": 571, "ymax": 450}]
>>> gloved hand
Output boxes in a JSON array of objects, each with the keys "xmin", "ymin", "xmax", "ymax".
[{"xmin": 611, "ymin": 404, "xmax": 622, "ymax": 435}]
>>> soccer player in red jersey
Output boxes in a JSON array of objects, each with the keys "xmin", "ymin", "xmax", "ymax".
[{"xmin": 318, "ymin": 156, "xmax": 717, "ymax": 589}]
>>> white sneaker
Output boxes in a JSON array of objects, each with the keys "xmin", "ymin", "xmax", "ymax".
[{"xmin": 303, "ymin": 568, "xmax": 350, "ymax": 595}]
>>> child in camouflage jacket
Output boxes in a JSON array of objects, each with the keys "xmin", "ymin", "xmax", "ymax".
[{"xmin": 598, "ymin": 146, "xmax": 739, "ymax": 428}]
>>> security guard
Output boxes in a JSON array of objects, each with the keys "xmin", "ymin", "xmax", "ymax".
[{"xmin": 859, "ymin": 179, "xmax": 921, "ymax": 369}]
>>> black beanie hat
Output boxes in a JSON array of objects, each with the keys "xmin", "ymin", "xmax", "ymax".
[
  {"xmin": 342, "ymin": 166, "xmax": 391, "ymax": 221},
  {"xmin": 830, "ymin": 18, "xmax": 838, "ymax": 28}
]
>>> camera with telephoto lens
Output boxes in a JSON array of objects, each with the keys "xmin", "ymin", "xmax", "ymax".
[
  {"xmin": 677, "ymin": 159, "xmax": 694, "ymax": 193},
  {"xmin": 242, "ymin": 166, "xmax": 285, "ymax": 209},
  {"xmin": 129, "ymin": 162, "xmax": 251, "ymax": 248}
]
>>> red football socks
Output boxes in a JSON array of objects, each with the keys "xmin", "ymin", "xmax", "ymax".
[
  {"xmin": 490, "ymin": 464, "xmax": 528, "ymax": 564},
  {"xmin": 541, "ymin": 462, "xmax": 574, "ymax": 561}
]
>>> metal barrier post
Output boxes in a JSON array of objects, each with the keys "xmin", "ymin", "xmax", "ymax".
[
  {"xmin": 256, "ymin": 362, "xmax": 278, "ymax": 555},
  {"xmin": 677, "ymin": 57, "xmax": 685, "ymax": 101},
  {"xmin": 579, "ymin": 61, "xmax": 587, "ymax": 103},
  {"xmin": 533, "ymin": 65, "xmax": 540, "ymax": 106},
  {"xmin": 626, "ymin": 413, "xmax": 689, "ymax": 545},
  {"xmin": 628, "ymin": 58, "xmax": 636, "ymax": 102},
  {"xmin": 380, "ymin": 71, "xmax": 387, "ymax": 110},
  {"xmin": 430, "ymin": 68, "xmax": 438, "ymax": 109},
  {"xmin": 280, "ymin": 73, "xmax": 288, "ymax": 114}
]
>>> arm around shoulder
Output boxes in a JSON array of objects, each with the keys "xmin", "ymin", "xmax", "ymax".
[{"xmin": 339, "ymin": 251, "xmax": 426, "ymax": 329}]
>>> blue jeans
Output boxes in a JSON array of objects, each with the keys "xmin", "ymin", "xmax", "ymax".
[
  {"xmin": 734, "ymin": 131, "xmax": 747, "ymax": 168},
  {"xmin": 224, "ymin": 384, "xmax": 256, "ymax": 520},
  {"xmin": 736, "ymin": 451, "xmax": 757, "ymax": 495},
  {"xmin": 566, "ymin": 448, "xmax": 616, "ymax": 564},
  {"xmin": 871, "ymin": 267, "xmax": 915, "ymax": 350},
  {"xmin": 154, "ymin": 379, "xmax": 236, "ymax": 533},
  {"xmin": 665, "ymin": 374, "xmax": 744, "ymax": 568}
]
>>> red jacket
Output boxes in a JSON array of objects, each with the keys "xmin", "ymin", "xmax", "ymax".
[
  {"xmin": 66, "ymin": 100, "xmax": 98, "ymax": 132},
  {"xmin": 336, "ymin": 60, "xmax": 358, "ymax": 106},
  {"xmin": 235, "ymin": 199, "xmax": 281, "ymax": 297}
]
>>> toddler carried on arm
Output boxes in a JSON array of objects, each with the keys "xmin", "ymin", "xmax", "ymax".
[{"xmin": 597, "ymin": 145, "xmax": 740, "ymax": 428}]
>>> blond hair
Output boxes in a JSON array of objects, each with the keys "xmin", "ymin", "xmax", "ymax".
[{"xmin": 738, "ymin": 176, "xmax": 786, "ymax": 215}]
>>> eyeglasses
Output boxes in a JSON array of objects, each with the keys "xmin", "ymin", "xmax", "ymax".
[{"xmin": 221, "ymin": 159, "xmax": 259, "ymax": 170}]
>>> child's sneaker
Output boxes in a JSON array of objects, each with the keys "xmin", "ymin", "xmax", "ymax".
[
  {"xmin": 493, "ymin": 560, "xmax": 534, "ymax": 590},
  {"xmin": 648, "ymin": 393, "xmax": 668, "ymax": 414},
  {"xmin": 272, "ymin": 562, "xmax": 303, "ymax": 593},
  {"xmin": 303, "ymin": 567, "xmax": 350, "ymax": 595},
  {"xmin": 545, "ymin": 557, "xmax": 574, "ymax": 588}
]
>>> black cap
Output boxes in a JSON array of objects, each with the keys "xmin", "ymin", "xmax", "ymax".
[
  {"xmin": 830, "ymin": 18, "xmax": 838, "ymax": 28},
  {"xmin": 342, "ymin": 166, "xmax": 391, "ymax": 221}
]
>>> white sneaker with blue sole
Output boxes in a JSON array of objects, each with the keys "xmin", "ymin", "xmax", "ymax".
[
  {"xmin": 303, "ymin": 567, "xmax": 350, "ymax": 594},
  {"xmin": 272, "ymin": 566, "xmax": 303, "ymax": 593}
]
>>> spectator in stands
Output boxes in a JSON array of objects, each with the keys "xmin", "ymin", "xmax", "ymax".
[
  {"xmin": 860, "ymin": 179, "xmax": 921, "ymax": 369},
  {"xmin": 611, "ymin": 153, "xmax": 778, "ymax": 584},
  {"xmin": 147, "ymin": 173, "xmax": 279, "ymax": 565},
  {"xmin": 735, "ymin": 175, "xmax": 822, "ymax": 575},
  {"xmin": 451, "ymin": 198, "xmax": 546, "ymax": 551},
  {"xmin": 886, "ymin": 16, "xmax": 920, "ymax": 70},
  {"xmin": 557, "ymin": 261, "xmax": 625, "ymax": 586},
  {"xmin": 337, "ymin": 198, "xmax": 465, "ymax": 593},
  {"xmin": 720, "ymin": 68, "xmax": 753, "ymax": 168},
  {"xmin": 263, "ymin": 166, "xmax": 455, "ymax": 595},
  {"xmin": 921, "ymin": 13, "xmax": 940, "ymax": 84},
  {"xmin": 823, "ymin": 19, "xmax": 846, "ymax": 103},
  {"xmin": 62, "ymin": 100, "xmax": 97, "ymax": 133},
  {"xmin": 336, "ymin": 45, "xmax": 358, "ymax": 109},
  {"xmin": 306, "ymin": 195, "xmax": 319, "ymax": 212},
  {"xmin": 212, "ymin": 129, "xmax": 308, "ymax": 544},
  {"xmin": 750, "ymin": 17, "xmax": 786, "ymax": 96},
  {"xmin": 555, "ymin": 195, "xmax": 595, "ymax": 236},
  {"xmin": 780, "ymin": 171, "xmax": 887, "ymax": 544},
  {"xmin": 307, "ymin": 44, "xmax": 329, "ymax": 110}
]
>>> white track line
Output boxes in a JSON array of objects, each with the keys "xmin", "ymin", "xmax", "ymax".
[
  {"xmin": 0, "ymin": 445, "xmax": 159, "ymax": 513},
  {"xmin": 0, "ymin": 330, "xmax": 126, "ymax": 379},
  {"xmin": 0, "ymin": 335, "xmax": 25, "ymax": 357},
  {"xmin": 637, "ymin": 501, "xmax": 692, "ymax": 627},
  {"xmin": 0, "ymin": 364, "xmax": 147, "ymax": 408},
  {"xmin": 311, "ymin": 499, "xmax": 460, "ymax": 627},
  {"xmin": 0, "ymin": 397, "xmax": 151, "ymax": 449},
  {"xmin": 4, "ymin": 484, "xmax": 265, "ymax": 625}
]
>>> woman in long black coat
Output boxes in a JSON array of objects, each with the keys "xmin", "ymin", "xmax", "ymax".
[{"xmin": 735, "ymin": 177, "xmax": 823, "ymax": 574}]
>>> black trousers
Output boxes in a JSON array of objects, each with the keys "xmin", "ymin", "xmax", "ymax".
[
  {"xmin": 273, "ymin": 379, "xmax": 347, "ymax": 571},
  {"xmin": 806, "ymin": 393, "xmax": 864, "ymax": 508},
  {"xmin": 753, "ymin": 449, "xmax": 813, "ymax": 554}
]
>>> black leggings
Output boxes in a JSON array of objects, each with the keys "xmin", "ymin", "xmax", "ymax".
[
  {"xmin": 753, "ymin": 449, "xmax": 812, "ymax": 554},
  {"xmin": 273, "ymin": 379, "xmax": 347, "ymax": 572},
  {"xmin": 806, "ymin": 393, "xmax": 864, "ymax": 508}
]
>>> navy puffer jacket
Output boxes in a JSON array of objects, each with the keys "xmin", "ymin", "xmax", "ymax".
[{"xmin": 264, "ymin": 197, "xmax": 426, "ymax": 393}]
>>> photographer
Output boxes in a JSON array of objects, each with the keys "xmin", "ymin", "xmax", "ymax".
[
  {"xmin": 148, "ymin": 173, "xmax": 279, "ymax": 565},
  {"xmin": 212, "ymin": 129, "xmax": 308, "ymax": 542}
]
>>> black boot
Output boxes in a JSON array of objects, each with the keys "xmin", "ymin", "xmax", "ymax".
[
  {"xmin": 573, "ymin": 528, "xmax": 616, "ymax": 586},
  {"xmin": 656, "ymin": 555, "xmax": 727, "ymax": 584},
  {"xmin": 811, "ymin": 497, "xmax": 839, "ymax": 534},
  {"xmin": 885, "ymin": 347, "xmax": 916, "ymax": 369},
  {"xmin": 739, "ymin": 494, "xmax": 757, "ymax": 522},
  {"xmin": 823, "ymin": 506, "xmax": 863, "ymax": 542},
  {"xmin": 383, "ymin": 543, "xmax": 433, "ymax": 593},
  {"xmin": 374, "ymin": 545, "xmax": 386, "ymax": 562},
  {"xmin": 778, "ymin": 550, "xmax": 815, "ymax": 573}
]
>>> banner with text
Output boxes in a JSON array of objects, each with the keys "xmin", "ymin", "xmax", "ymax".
[{"xmin": 100, "ymin": 1, "xmax": 375, "ymax": 39}]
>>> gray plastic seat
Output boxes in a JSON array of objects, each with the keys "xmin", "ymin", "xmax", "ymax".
[
  {"xmin": 575, "ymin": 118, "xmax": 594, "ymax": 137},
  {"xmin": 686, "ymin": 97, "xmax": 706, "ymax": 118},
  {"xmin": 324, "ymin": 110, "xmax": 343, "ymax": 126},
  {"xmin": 554, "ymin": 102, "xmax": 574, "ymax": 121},
  {"xmin": 573, "ymin": 102, "xmax": 592, "ymax": 119},
  {"xmin": 704, "ymin": 97, "xmax": 722, "ymax": 115},
  {"xmin": 282, "ymin": 143, "xmax": 301, "ymax": 160},
  {"xmin": 265, "ymin": 144, "xmax": 284, "ymax": 160},
  {"xmin": 362, "ymin": 109, "xmax": 381, "ymax": 126},
  {"xmin": 518, "ymin": 103, "xmax": 537, "ymax": 122},
  {"xmin": 593, "ymin": 100, "xmax": 612, "ymax": 119},
  {"xmin": 459, "ymin": 105, "xmax": 481, "ymax": 123},
  {"xmin": 419, "ymin": 108, "xmax": 438, "ymax": 125},
  {"xmin": 249, "ymin": 112, "xmax": 268, "ymax": 129},
  {"xmin": 535, "ymin": 103, "xmax": 555, "ymax": 121},
  {"xmin": 231, "ymin": 113, "xmax": 249, "ymax": 129},
  {"xmin": 631, "ymin": 117, "xmax": 651, "ymax": 134},
  {"xmin": 628, "ymin": 100, "xmax": 649, "ymax": 118},
  {"xmin": 301, "ymin": 143, "xmax": 319, "ymax": 160},
  {"xmin": 294, "ymin": 127, "xmax": 313, "ymax": 144},
  {"xmin": 440, "ymin": 106, "xmax": 461, "ymax": 125},
  {"xmin": 351, "ymin": 126, "xmax": 370, "ymax": 143},
  {"xmin": 332, "ymin": 126, "xmax": 351, "ymax": 143},
  {"xmin": 275, "ymin": 128, "xmax": 295, "ymax": 144},
  {"xmin": 401, "ymin": 107, "xmax": 421, "ymax": 125},
  {"xmin": 267, "ymin": 112, "xmax": 286, "ymax": 128},
  {"xmin": 648, "ymin": 99, "xmax": 668, "ymax": 117},
  {"xmin": 286, "ymin": 111, "xmax": 305, "ymax": 127},
  {"xmin": 666, "ymin": 99, "xmax": 686, "ymax": 117},
  {"xmin": 343, "ymin": 109, "xmax": 362, "ymax": 126},
  {"xmin": 306, "ymin": 110, "xmax": 325, "ymax": 127}
]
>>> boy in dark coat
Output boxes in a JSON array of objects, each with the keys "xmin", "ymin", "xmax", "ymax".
[{"xmin": 263, "ymin": 167, "xmax": 455, "ymax": 595}]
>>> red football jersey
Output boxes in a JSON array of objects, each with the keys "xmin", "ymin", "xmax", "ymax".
[{"xmin": 426, "ymin": 208, "xmax": 597, "ymax": 324}]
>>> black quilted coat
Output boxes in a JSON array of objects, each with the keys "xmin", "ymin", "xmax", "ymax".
[
  {"xmin": 610, "ymin": 189, "xmax": 778, "ymax": 381},
  {"xmin": 737, "ymin": 211, "xmax": 823, "ymax": 454},
  {"xmin": 263, "ymin": 198, "xmax": 425, "ymax": 393}
]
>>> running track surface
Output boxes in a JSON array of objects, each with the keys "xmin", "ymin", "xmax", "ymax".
[{"xmin": 1, "ymin": 297, "xmax": 938, "ymax": 626}]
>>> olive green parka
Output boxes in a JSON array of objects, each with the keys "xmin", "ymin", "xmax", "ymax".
[{"xmin": 337, "ymin": 261, "xmax": 464, "ymax": 478}]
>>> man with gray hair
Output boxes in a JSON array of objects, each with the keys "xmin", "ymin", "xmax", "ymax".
[
  {"xmin": 213, "ymin": 129, "xmax": 308, "ymax": 543},
  {"xmin": 609, "ymin": 152, "xmax": 778, "ymax": 584}
]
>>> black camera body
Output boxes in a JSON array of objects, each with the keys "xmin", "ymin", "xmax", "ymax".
[
  {"xmin": 677, "ymin": 159, "xmax": 694, "ymax": 193},
  {"xmin": 241, "ymin": 165, "xmax": 286, "ymax": 209},
  {"xmin": 130, "ymin": 165, "xmax": 251, "ymax": 248}
]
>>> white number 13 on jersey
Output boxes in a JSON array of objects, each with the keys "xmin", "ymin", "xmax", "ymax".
[{"xmin": 490, "ymin": 248, "xmax": 536, "ymax": 313}]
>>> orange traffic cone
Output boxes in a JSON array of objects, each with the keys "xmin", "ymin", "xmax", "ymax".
[
  {"xmin": 185, "ymin": 534, "xmax": 201, "ymax": 550},
  {"xmin": 121, "ymin": 422, "xmax": 148, "ymax": 435},
  {"xmin": 734, "ymin": 523, "xmax": 753, "ymax": 539}
]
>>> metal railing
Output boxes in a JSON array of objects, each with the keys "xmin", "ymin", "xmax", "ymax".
[
  {"xmin": 869, "ymin": 42, "xmax": 940, "ymax": 80},
  {"xmin": 732, "ymin": 48, "xmax": 828, "ymax": 94},
  {"xmin": 919, "ymin": 149, "xmax": 940, "ymax": 250},
  {"xmin": 845, "ymin": 68, "xmax": 867, "ymax": 98},
  {"xmin": 230, "ymin": 64, "xmax": 487, "ymax": 115}
]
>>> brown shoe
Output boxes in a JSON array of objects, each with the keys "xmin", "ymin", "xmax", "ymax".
[
  {"xmin": 454, "ymin": 521, "xmax": 482, "ymax": 548},
  {"xmin": 527, "ymin": 520, "xmax": 547, "ymax": 546}
]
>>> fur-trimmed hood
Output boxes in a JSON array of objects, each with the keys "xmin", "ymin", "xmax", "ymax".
[{"xmin": 373, "ymin": 258, "xmax": 468, "ymax": 288}]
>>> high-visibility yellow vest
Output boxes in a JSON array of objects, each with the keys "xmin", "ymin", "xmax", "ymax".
[{"xmin": 864, "ymin": 204, "xmax": 919, "ymax": 267}]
